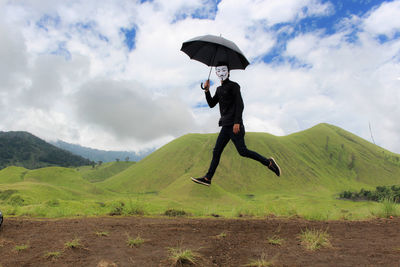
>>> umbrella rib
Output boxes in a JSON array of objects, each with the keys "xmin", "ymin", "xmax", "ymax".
[
  {"xmin": 183, "ymin": 41, "xmax": 212, "ymax": 61},
  {"xmin": 193, "ymin": 42, "xmax": 218, "ymax": 66}
]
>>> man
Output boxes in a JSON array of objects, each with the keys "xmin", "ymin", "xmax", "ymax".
[{"xmin": 191, "ymin": 62, "xmax": 281, "ymax": 186}]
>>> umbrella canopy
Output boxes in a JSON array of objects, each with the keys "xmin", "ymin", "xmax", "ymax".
[{"xmin": 181, "ymin": 34, "xmax": 250, "ymax": 70}]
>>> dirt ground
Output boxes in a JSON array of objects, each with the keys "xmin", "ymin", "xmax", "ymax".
[{"xmin": 0, "ymin": 216, "xmax": 399, "ymax": 267}]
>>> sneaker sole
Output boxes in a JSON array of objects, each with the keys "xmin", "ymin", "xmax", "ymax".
[
  {"xmin": 191, "ymin": 177, "xmax": 210, "ymax": 186},
  {"xmin": 270, "ymin": 157, "xmax": 281, "ymax": 177}
]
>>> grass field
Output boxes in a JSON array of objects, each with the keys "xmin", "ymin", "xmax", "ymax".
[{"xmin": 0, "ymin": 123, "xmax": 399, "ymax": 219}]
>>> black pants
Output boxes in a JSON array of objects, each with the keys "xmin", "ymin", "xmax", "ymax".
[{"xmin": 205, "ymin": 124, "xmax": 270, "ymax": 180}]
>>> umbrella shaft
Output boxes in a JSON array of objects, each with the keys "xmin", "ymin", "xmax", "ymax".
[
  {"xmin": 207, "ymin": 66, "xmax": 213, "ymax": 80},
  {"xmin": 207, "ymin": 45, "xmax": 217, "ymax": 80}
]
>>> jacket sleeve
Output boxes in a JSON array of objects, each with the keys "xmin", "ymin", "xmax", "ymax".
[
  {"xmin": 205, "ymin": 89, "xmax": 219, "ymax": 108},
  {"xmin": 233, "ymin": 84, "xmax": 244, "ymax": 124}
]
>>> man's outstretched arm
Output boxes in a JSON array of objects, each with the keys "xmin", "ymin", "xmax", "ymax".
[{"xmin": 203, "ymin": 80, "xmax": 219, "ymax": 108}]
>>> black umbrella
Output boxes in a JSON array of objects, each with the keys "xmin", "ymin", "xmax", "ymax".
[{"xmin": 181, "ymin": 34, "xmax": 249, "ymax": 88}]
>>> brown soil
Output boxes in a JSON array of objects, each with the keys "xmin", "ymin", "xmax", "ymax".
[{"xmin": 0, "ymin": 216, "xmax": 399, "ymax": 266}]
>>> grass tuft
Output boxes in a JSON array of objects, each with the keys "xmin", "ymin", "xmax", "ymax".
[
  {"xmin": 235, "ymin": 208, "xmax": 255, "ymax": 218},
  {"xmin": 97, "ymin": 259, "xmax": 118, "ymax": 267},
  {"xmin": 95, "ymin": 231, "xmax": 109, "ymax": 237},
  {"xmin": 267, "ymin": 235, "xmax": 284, "ymax": 246},
  {"xmin": 168, "ymin": 247, "xmax": 199, "ymax": 265},
  {"xmin": 126, "ymin": 199, "xmax": 146, "ymax": 215},
  {"xmin": 245, "ymin": 253, "xmax": 275, "ymax": 267},
  {"xmin": 43, "ymin": 251, "xmax": 61, "ymax": 260},
  {"xmin": 372, "ymin": 198, "xmax": 399, "ymax": 218},
  {"xmin": 64, "ymin": 238, "xmax": 83, "ymax": 249},
  {"xmin": 299, "ymin": 228, "xmax": 331, "ymax": 251},
  {"xmin": 126, "ymin": 235, "xmax": 145, "ymax": 248},
  {"xmin": 215, "ymin": 231, "xmax": 227, "ymax": 239},
  {"xmin": 14, "ymin": 244, "xmax": 29, "ymax": 252}
]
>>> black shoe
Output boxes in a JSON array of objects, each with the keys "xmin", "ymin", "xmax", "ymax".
[
  {"xmin": 268, "ymin": 157, "xmax": 281, "ymax": 177},
  {"xmin": 191, "ymin": 176, "xmax": 211, "ymax": 186}
]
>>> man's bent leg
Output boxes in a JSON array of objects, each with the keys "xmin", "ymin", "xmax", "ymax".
[{"xmin": 230, "ymin": 125, "xmax": 270, "ymax": 166}]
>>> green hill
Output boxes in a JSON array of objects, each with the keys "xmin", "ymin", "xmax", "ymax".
[
  {"xmin": 0, "ymin": 166, "xmax": 28, "ymax": 184},
  {"xmin": 97, "ymin": 123, "xmax": 400, "ymax": 218},
  {"xmin": 1, "ymin": 123, "xmax": 399, "ymax": 219},
  {"xmin": 0, "ymin": 131, "xmax": 92, "ymax": 169},
  {"xmin": 100, "ymin": 123, "xmax": 400, "ymax": 195},
  {"xmin": 0, "ymin": 166, "xmax": 106, "ymax": 202},
  {"xmin": 77, "ymin": 161, "xmax": 135, "ymax": 182}
]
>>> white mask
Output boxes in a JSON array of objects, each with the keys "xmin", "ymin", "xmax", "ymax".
[{"xmin": 215, "ymin": 65, "xmax": 229, "ymax": 81}]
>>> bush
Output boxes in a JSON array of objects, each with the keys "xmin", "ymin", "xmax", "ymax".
[
  {"xmin": 339, "ymin": 185, "xmax": 400, "ymax": 203},
  {"xmin": 125, "ymin": 199, "xmax": 146, "ymax": 215},
  {"xmin": 164, "ymin": 209, "xmax": 188, "ymax": 217},
  {"xmin": 108, "ymin": 201, "xmax": 125, "ymax": 216}
]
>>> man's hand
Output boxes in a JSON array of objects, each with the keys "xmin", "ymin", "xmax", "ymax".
[
  {"xmin": 233, "ymin": 123, "xmax": 240, "ymax": 134},
  {"xmin": 203, "ymin": 79, "xmax": 210, "ymax": 92}
]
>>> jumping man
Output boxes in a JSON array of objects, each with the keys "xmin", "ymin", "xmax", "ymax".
[{"xmin": 191, "ymin": 62, "xmax": 281, "ymax": 186}]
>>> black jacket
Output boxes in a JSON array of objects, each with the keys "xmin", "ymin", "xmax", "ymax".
[{"xmin": 205, "ymin": 79, "xmax": 244, "ymax": 126}]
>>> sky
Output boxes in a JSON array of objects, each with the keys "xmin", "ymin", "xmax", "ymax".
[{"xmin": 0, "ymin": 0, "xmax": 400, "ymax": 153}]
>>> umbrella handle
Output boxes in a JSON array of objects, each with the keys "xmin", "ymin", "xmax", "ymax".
[
  {"xmin": 200, "ymin": 79, "xmax": 210, "ymax": 91},
  {"xmin": 201, "ymin": 66, "xmax": 213, "ymax": 90}
]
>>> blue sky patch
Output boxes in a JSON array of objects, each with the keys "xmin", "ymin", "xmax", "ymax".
[
  {"xmin": 317, "ymin": 0, "xmax": 386, "ymax": 35},
  {"xmin": 120, "ymin": 26, "xmax": 137, "ymax": 51},
  {"xmin": 73, "ymin": 21, "xmax": 109, "ymax": 44},
  {"xmin": 98, "ymin": 33, "xmax": 109, "ymax": 43},
  {"xmin": 261, "ymin": 23, "xmax": 295, "ymax": 65},
  {"xmin": 377, "ymin": 31, "xmax": 400, "ymax": 44},
  {"xmin": 377, "ymin": 34, "xmax": 389, "ymax": 44},
  {"xmin": 261, "ymin": 0, "xmax": 392, "ymax": 66},
  {"xmin": 194, "ymin": 102, "xmax": 209, "ymax": 109},
  {"xmin": 50, "ymin": 41, "xmax": 71, "ymax": 60},
  {"xmin": 75, "ymin": 21, "xmax": 95, "ymax": 31},
  {"xmin": 36, "ymin": 14, "xmax": 61, "ymax": 31},
  {"xmin": 173, "ymin": 0, "xmax": 221, "ymax": 23}
]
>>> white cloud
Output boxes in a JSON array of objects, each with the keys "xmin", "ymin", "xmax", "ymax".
[
  {"xmin": 1, "ymin": 0, "xmax": 400, "ymax": 154},
  {"xmin": 72, "ymin": 79, "xmax": 197, "ymax": 142},
  {"xmin": 262, "ymin": 15, "xmax": 400, "ymax": 151},
  {"xmin": 363, "ymin": 0, "xmax": 400, "ymax": 38},
  {"xmin": 217, "ymin": 0, "xmax": 333, "ymax": 27},
  {"xmin": 0, "ymin": 19, "xmax": 27, "ymax": 92}
]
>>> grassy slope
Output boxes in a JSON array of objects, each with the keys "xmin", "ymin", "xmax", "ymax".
[
  {"xmin": 100, "ymin": 123, "xmax": 400, "ymax": 196},
  {"xmin": 96, "ymin": 123, "xmax": 400, "ymax": 217},
  {"xmin": 0, "ymin": 166, "xmax": 28, "ymax": 184},
  {"xmin": 77, "ymin": 161, "xmax": 135, "ymax": 182},
  {"xmin": 0, "ymin": 166, "xmax": 108, "ymax": 204},
  {"xmin": 1, "ymin": 123, "xmax": 400, "ymax": 218}
]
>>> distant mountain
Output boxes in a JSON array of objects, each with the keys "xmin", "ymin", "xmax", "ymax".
[
  {"xmin": 50, "ymin": 140, "xmax": 154, "ymax": 163},
  {"xmin": 0, "ymin": 131, "xmax": 92, "ymax": 169}
]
